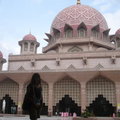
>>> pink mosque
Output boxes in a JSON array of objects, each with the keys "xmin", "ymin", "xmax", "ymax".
[{"xmin": 0, "ymin": 0, "xmax": 120, "ymax": 117}]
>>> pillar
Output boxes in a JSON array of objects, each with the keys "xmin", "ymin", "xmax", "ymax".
[
  {"xmin": 48, "ymin": 83, "xmax": 53, "ymax": 116},
  {"xmin": 17, "ymin": 83, "xmax": 24, "ymax": 114},
  {"xmin": 81, "ymin": 82, "xmax": 87, "ymax": 113},
  {"xmin": 115, "ymin": 82, "xmax": 120, "ymax": 112}
]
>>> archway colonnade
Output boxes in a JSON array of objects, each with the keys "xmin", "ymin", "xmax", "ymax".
[{"xmin": 0, "ymin": 71, "xmax": 120, "ymax": 116}]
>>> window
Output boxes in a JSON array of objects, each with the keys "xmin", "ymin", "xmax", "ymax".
[
  {"xmin": 92, "ymin": 29, "xmax": 99, "ymax": 38},
  {"xmin": 117, "ymin": 38, "xmax": 120, "ymax": 47},
  {"xmin": 54, "ymin": 32, "xmax": 60, "ymax": 39},
  {"xmin": 92, "ymin": 25, "xmax": 100, "ymax": 39},
  {"xmin": 78, "ymin": 28, "xmax": 86, "ymax": 37},
  {"xmin": 53, "ymin": 28, "xmax": 60, "ymax": 39},
  {"xmin": 65, "ymin": 28, "xmax": 73, "ymax": 38},
  {"xmin": 24, "ymin": 42, "xmax": 28, "ymax": 51},
  {"xmin": 30, "ymin": 43, "xmax": 34, "ymax": 51}
]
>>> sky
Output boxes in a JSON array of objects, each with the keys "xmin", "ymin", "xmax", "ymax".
[{"xmin": 0, "ymin": 0, "xmax": 120, "ymax": 70}]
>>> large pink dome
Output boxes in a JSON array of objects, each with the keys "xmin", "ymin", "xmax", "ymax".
[
  {"xmin": 0, "ymin": 51, "xmax": 3, "ymax": 58},
  {"xmin": 51, "ymin": 4, "xmax": 108, "ymax": 32},
  {"xmin": 116, "ymin": 28, "xmax": 120, "ymax": 35},
  {"xmin": 23, "ymin": 33, "xmax": 36, "ymax": 41}
]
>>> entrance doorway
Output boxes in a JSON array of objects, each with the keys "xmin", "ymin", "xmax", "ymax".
[
  {"xmin": 54, "ymin": 95, "xmax": 81, "ymax": 116},
  {"xmin": 88, "ymin": 95, "xmax": 115, "ymax": 117}
]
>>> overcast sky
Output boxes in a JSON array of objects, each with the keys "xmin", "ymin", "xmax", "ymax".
[{"xmin": 0, "ymin": 0, "xmax": 120, "ymax": 70}]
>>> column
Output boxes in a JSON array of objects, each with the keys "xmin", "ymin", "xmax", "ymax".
[
  {"xmin": 115, "ymin": 82, "xmax": 120, "ymax": 112},
  {"xmin": 48, "ymin": 83, "xmax": 54, "ymax": 116},
  {"xmin": 81, "ymin": 82, "xmax": 87, "ymax": 113},
  {"xmin": 17, "ymin": 83, "xmax": 24, "ymax": 114}
]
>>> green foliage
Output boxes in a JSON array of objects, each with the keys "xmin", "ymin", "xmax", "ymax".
[{"xmin": 81, "ymin": 109, "xmax": 94, "ymax": 118}]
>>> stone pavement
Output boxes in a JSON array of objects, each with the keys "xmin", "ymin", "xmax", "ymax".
[{"xmin": 0, "ymin": 116, "xmax": 73, "ymax": 120}]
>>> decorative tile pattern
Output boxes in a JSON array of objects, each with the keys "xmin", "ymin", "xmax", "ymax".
[
  {"xmin": 0, "ymin": 79, "xmax": 19, "ymax": 104},
  {"xmin": 53, "ymin": 76, "xmax": 81, "ymax": 106},
  {"xmin": 51, "ymin": 5, "xmax": 108, "ymax": 32}
]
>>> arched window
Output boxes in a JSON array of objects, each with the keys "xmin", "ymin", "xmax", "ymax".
[
  {"xmin": 78, "ymin": 23, "xmax": 87, "ymax": 38},
  {"xmin": 24, "ymin": 42, "xmax": 28, "ymax": 51},
  {"xmin": 78, "ymin": 28, "xmax": 86, "ymax": 37},
  {"xmin": 53, "ymin": 28, "xmax": 60, "ymax": 39},
  {"xmin": 103, "ymin": 29, "xmax": 109, "ymax": 41},
  {"xmin": 92, "ymin": 29, "xmax": 99, "ymax": 38},
  {"xmin": 55, "ymin": 32, "xmax": 60, "ymax": 39},
  {"xmin": 92, "ymin": 25, "xmax": 100, "ymax": 39},
  {"xmin": 30, "ymin": 43, "xmax": 34, "ymax": 51},
  {"xmin": 64, "ymin": 25, "xmax": 73, "ymax": 38},
  {"xmin": 116, "ymin": 38, "xmax": 120, "ymax": 47},
  {"xmin": 65, "ymin": 28, "xmax": 73, "ymax": 38}
]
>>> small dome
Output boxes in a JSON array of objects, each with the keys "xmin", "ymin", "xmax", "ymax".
[
  {"xmin": 0, "ymin": 51, "xmax": 3, "ymax": 58},
  {"xmin": 23, "ymin": 33, "xmax": 37, "ymax": 41},
  {"xmin": 51, "ymin": 4, "xmax": 108, "ymax": 32},
  {"xmin": 116, "ymin": 28, "xmax": 120, "ymax": 36}
]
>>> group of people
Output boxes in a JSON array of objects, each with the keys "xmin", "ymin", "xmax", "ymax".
[{"xmin": 22, "ymin": 73, "xmax": 43, "ymax": 120}]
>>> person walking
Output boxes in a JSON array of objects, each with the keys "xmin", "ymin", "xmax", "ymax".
[{"xmin": 22, "ymin": 73, "xmax": 43, "ymax": 120}]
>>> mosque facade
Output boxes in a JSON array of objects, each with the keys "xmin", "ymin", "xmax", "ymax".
[{"xmin": 0, "ymin": 0, "xmax": 120, "ymax": 117}]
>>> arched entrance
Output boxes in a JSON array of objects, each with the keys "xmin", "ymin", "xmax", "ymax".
[
  {"xmin": 53, "ymin": 76, "xmax": 81, "ymax": 116},
  {"xmin": 0, "ymin": 78, "xmax": 19, "ymax": 114},
  {"xmin": 87, "ymin": 76, "xmax": 116, "ymax": 117},
  {"xmin": 88, "ymin": 95, "xmax": 115, "ymax": 116}
]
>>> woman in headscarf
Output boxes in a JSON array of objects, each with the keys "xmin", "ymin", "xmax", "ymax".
[{"xmin": 22, "ymin": 73, "xmax": 43, "ymax": 120}]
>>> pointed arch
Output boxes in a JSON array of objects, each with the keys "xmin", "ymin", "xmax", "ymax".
[
  {"xmin": 86, "ymin": 75, "xmax": 116, "ymax": 107},
  {"xmin": 0, "ymin": 78, "xmax": 19, "ymax": 104},
  {"xmin": 53, "ymin": 75, "xmax": 81, "ymax": 105},
  {"xmin": 77, "ymin": 22, "xmax": 87, "ymax": 37},
  {"xmin": 64, "ymin": 24, "xmax": 73, "ymax": 38}
]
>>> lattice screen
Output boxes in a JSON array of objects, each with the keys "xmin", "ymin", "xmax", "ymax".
[
  {"xmin": 53, "ymin": 76, "xmax": 81, "ymax": 106},
  {"xmin": 0, "ymin": 79, "xmax": 19, "ymax": 104},
  {"xmin": 86, "ymin": 76, "xmax": 116, "ymax": 106}
]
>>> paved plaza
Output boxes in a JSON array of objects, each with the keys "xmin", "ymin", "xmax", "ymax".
[{"xmin": 0, "ymin": 116, "xmax": 73, "ymax": 120}]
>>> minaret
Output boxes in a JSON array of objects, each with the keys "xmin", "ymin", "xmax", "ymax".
[{"xmin": 77, "ymin": 0, "xmax": 81, "ymax": 5}]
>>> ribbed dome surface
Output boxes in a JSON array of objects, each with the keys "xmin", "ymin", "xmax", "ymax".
[{"xmin": 51, "ymin": 4, "xmax": 108, "ymax": 32}]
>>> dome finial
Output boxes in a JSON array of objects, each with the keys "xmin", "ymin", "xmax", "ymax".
[{"xmin": 77, "ymin": 0, "xmax": 81, "ymax": 5}]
